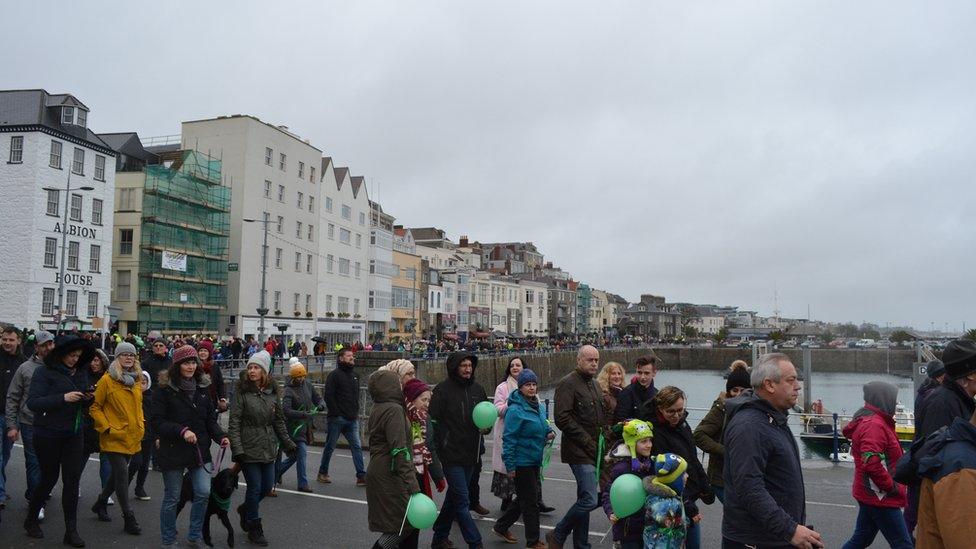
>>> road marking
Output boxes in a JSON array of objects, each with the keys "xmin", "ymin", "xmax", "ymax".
[{"xmin": 807, "ymin": 500, "xmax": 856, "ymax": 509}]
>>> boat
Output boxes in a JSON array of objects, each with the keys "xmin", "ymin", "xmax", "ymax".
[{"xmin": 799, "ymin": 400, "xmax": 914, "ymax": 454}]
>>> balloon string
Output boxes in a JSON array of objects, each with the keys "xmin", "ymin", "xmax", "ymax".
[{"xmin": 398, "ymin": 495, "xmax": 412, "ymax": 537}]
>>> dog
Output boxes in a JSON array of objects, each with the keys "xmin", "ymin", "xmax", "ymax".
[{"xmin": 176, "ymin": 463, "xmax": 240, "ymax": 547}]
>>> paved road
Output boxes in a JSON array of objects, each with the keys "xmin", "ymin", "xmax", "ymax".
[{"xmin": 0, "ymin": 441, "xmax": 891, "ymax": 548}]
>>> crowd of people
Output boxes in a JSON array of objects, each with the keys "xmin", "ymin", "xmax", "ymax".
[{"xmin": 3, "ymin": 322, "xmax": 976, "ymax": 547}]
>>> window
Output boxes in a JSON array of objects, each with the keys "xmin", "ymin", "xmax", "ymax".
[
  {"xmin": 526, "ymin": 290, "xmax": 534, "ymax": 303},
  {"xmin": 298, "ymin": 161, "xmax": 305, "ymax": 179},
  {"xmin": 307, "ymin": 224, "xmax": 314, "ymax": 241},
  {"xmin": 72, "ymin": 147, "xmax": 84, "ymax": 175},
  {"xmin": 87, "ymin": 292, "xmax": 98, "ymax": 318},
  {"xmin": 50, "ymin": 140, "xmax": 62, "ymax": 168},
  {"xmin": 276, "ymin": 216, "xmax": 283, "ymax": 233},
  {"xmin": 392, "ymin": 287, "xmax": 416, "ymax": 309},
  {"xmin": 326, "ymin": 295, "xmax": 333, "ymax": 312},
  {"xmin": 65, "ymin": 290, "xmax": 78, "ymax": 315},
  {"xmin": 46, "ymin": 190, "xmax": 59, "ymax": 216},
  {"xmin": 89, "ymin": 244, "xmax": 100, "ymax": 272},
  {"xmin": 359, "ymin": 212, "xmax": 366, "ymax": 226},
  {"xmin": 354, "ymin": 261, "xmax": 361, "ymax": 278},
  {"xmin": 116, "ymin": 270, "xmax": 131, "ymax": 300},
  {"xmin": 44, "ymin": 238, "xmax": 57, "ymax": 267},
  {"xmin": 77, "ymin": 109, "xmax": 87, "ymax": 128},
  {"xmin": 275, "ymin": 248, "xmax": 282, "ymax": 268},
  {"xmin": 326, "ymin": 254, "xmax": 334, "ymax": 273},
  {"xmin": 310, "ymin": 166, "xmax": 316, "ymax": 182},
  {"xmin": 94, "ymin": 155, "xmax": 106, "ymax": 181},
  {"xmin": 273, "ymin": 291, "xmax": 281, "ymax": 310},
  {"xmin": 337, "ymin": 297, "xmax": 349, "ymax": 314},
  {"xmin": 338, "ymin": 258, "xmax": 350, "ymax": 276},
  {"xmin": 67, "ymin": 241, "xmax": 80, "ymax": 270},
  {"xmin": 296, "ymin": 221, "xmax": 303, "ymax": 239},
  {"xmin": 279, "ymin": 153, "xmax": 286, "ymax": 171},
  {"xmin": 118, "ymin": 188, "xmax": 135, "ymax": 210},
  {"xmin": 277, "ymin": 185, "xmax": 285, "ymax": 202},
  {"xmin": 354, "ymin": 298, "xmax": 360, "ymax": 315},
  {"xmin": 265, "ymin": 147, "xmax": 273, "ymax": 166},
  {"xmin": 264, "ymin": 180, "xmax": 272, "ymax": 198},
  {"xmin": 305, "ymin": 294, "xmax": 312, "ymax": 312},
  {"xmin": 306, "ymin": 254, "xmax": 313, "ymax": 274},
  {"xmin": 368, "ymin": 291, "xmax": 374, "ymax": 309},
  {"xmin": 328, "ymin": 224, "xmax": 335, "ymax": 239},
  {"xmin": 293, "ymin": 293, "xmax": 300, "ymax": 311},
  {"xmin": 295, "ymin": 252, "xmax": 301, "ymax": 272},
  {"xmin": 308, "ymin": 196, "xmax": 314, "ymax": 212},
  {"xmin": 62, "ymin": 106, "xmax": 74, "ymax": 125},
  {"xmin": 325, "ymin": 197, "xmax": 333, "ymax": 212},
  {"xmin": 69, "ymin": 194, "xmax": 83, "ymax": 221},
  {"xmin": 119, "ymin": 228, "xmax": 133, "ymax": 255},
  {"xmin": 341, "ymin": 204, "xmax": 352, "ymax": 220},
  {"xmin": 42, "ymin": 288, "xmax": 55, "ymax": 315},
  {"xmin": 296, "ymin": 191, "xmax": 303, "ymax": 209},
  {"xmin": 91, "ymin": 199, "xmax": 103, "ymax": 225},
  {"xmin": 355, "ymin": 233, "xmax": 362, "ymax": 248},
  {"xmin": 8, "ymin": 136, "xmax": 23, "ymax": 163},
  {"xmin": 339, "ymin": 228, "xmax": 351, "ymax": 244}
]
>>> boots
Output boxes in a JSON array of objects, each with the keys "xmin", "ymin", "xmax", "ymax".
[
  {"xmin": 236, "ymin": 504, "xmax": 249, "ymax": 532},
  {"xmin": 24, "ymin": 516, "xmax": 44, "ymax": 538},
  {"xmin": 247, "ymin": 518, "xmax": 268, "ymax": 546},
  {"xmin": 63, "ymin": 524, "xmax": 85, "ymax": 547},
  {"xmin": 91, "ymin": 499, "xmax": 111, "ymax": 522},
  {"xmin": 122, "ymin": 512, "xmax": 141, "ymax": 535}
]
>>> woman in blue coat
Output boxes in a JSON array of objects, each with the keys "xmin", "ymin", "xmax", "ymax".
[{"xmin": 492, "ymin": 369, "xmax": 554, "ymax": 547}]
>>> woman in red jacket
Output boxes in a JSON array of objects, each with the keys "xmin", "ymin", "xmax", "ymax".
[{"xmin": 841, "ymin": 381, "xmax": 912, "ymax": 549}]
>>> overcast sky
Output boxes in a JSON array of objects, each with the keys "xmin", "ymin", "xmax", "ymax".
[{"xmin": 4, "ymin": 1, "xmax": 974, "ymax": 330}]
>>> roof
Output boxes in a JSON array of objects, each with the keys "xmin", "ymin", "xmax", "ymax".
[
  {"xmin": 409, "ymin": 227, "xmax": 448, "ymax": 242},
  {"xmin": 334, "ymin": 167, "xmax": 349, "ymax": 189},
  {"xmin": 0, "ymin": 89, "xmax": 114, "ymax": 154},
  {"xmin": 320, "ymin": 157, "xmax": 332, "ymax": 182},
  {"xmin": 350, "ymin": 175, "xmax": 364, "ymax": 198},
  {"xmin": 182, "ymin": 114, "xmax": 323, "ymax": 152},
  {"xmin": 97, "ymin": 132, "xmax": 156, "ymax": 163}
]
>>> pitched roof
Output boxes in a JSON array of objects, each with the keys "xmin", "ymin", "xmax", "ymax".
[
  {"xmin": 97, "ymin": 132, "xmax": 157, "ymax": 163},
  {"xmin": 334, "ymin": 167, "xmax": 349, "ymax": 190},
  {"xmin": 0, "ymin": 89, "xmax": 113, "ymax": 154},
  {"xmin": 350, "ymin": 175, "xmax": 364, "ymax": 198}
]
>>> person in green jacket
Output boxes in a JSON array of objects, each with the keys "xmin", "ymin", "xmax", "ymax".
[
  {"xmin": 228, "ymin": 350, "xmax": 296, "ymax": 546},
  {"xmin": 691, "ymin": 360, "xmax": 750, "ymax": 503}
]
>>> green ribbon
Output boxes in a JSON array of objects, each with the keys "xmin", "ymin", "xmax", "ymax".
[
  {"xmin": 74, "ymin": 408, "xmax": 82, "ymax": 435},
  {"xmin": 289, "ymin": 406, "xmax": 322, "ymax": 438},
  {"xmin": 861, "ymin": 451, "xmax": 887, "ymax": 465},
  {"xmin": 390, "ymin": 447, "xmax": 411, "ymax": 472},
  {"xmin": 595, "ymin": 431, "xmax": 606, "ymax": 483}
]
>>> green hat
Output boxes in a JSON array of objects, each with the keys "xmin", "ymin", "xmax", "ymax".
[{"xmin": 622, "ymin": 419, "xmax": 653, "ymax": 458}]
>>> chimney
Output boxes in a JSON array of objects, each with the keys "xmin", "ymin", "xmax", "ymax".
[{"xmin": 459, "ymin": 235, "xmax": 468, "ymax": 247}]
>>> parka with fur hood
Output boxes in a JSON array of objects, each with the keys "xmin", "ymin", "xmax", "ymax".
[{"xmin": 150, "ymin": 368, "xmax": 224, "ymax": 471}]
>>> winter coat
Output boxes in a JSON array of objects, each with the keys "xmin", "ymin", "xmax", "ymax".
[
  {"xmin": 228, "ymin": 374, "xmax": 296, "ymax": 464},
  {"xmin": 366, "ymin": 370, "xmax": 420, "ymax": 534},
  {"xmin": 602, "ymin": 385, "xmax": 622, "ymax": 425},
  {"xmin": 151, "ymin": 373, "xmax": 224, "ymax": 471},
  {"xmin": 27, "ymin": 361, "xmax": 92, "ymax": 438},
  {"xmin": 642, "ymin": 476, "xmax": 687, "ymax": 549},
  {"xmin": 429, "ymin": 352, "xmax": 488, "ymax": 467},
  {"xmin": 89, "ymin": 363, "xmax": 145, "ymax": 455},
  {"xmin": 0, "ymin": 349, "xmax": 27, "ymax": 402},
  {"xmin": 841, "ymin": 403, "xmax": 906, "ymax": 508},
  {"xmin": 644, "ymin": 409, "xmax": 711, "ymax": 519},
  {"xmin": 502, "ymin": 389, "xmax": 552, "ymax": 471},
  {"xmin": 142, "ymin": 353, "xmax": 172, "ymax": 388},
  {"xmin": 282, "ymin": 378, "xmax": 324, "ymax": 442},
  {"xmin": 915, "ymin": 378, "xmax": 976, "ymax": 441},
  {"xmin": 199, "ymin": 358, "xmax": 226, "ymax": 405},
  {"xmin": 614, "ymin": 380, "xmax": 657, "ymax": 422},
  {"xmin": 600, "ymin": 443, "xmax": 655, "ymax": 543},
  {"xmin": 722, "ymin": 391, "xmax": 805, "ymax": 549},
  {"xmin": 491, "ymin": 377, "xmax": 517, "ymax": 474},
  {"xmin": 323, "ymin": 362, "xmax": 360, "ymax": 420},
  {"xmin": 915, "ymin": 378, "xmax": 940, "ymax": 417},
  {"xmin": 554, "ymin": 368, "xmax": 606, "ymax": 465},
  {"xmin": 5, "ymin": 355, "xmax": 43, "ymax": 427},
  {"xmin": 693, "ymin": 393, "xmax": 729, "ymax": 488},
  {"xmin": 83, "ymin": 369, "xmax": 106, "ymax": 454}
]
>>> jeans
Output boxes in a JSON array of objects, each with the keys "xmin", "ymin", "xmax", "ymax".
[
  {"xmin": 82, "ymin": 452, "xmax": 112, "ymax": 490},
  {"xmin": 242, "ymin": 462, "xmax": 275, "ymax": 520},
  {"xmin": 276, "ymin": 440, "xmax": 308, "ymax": 488},
  {"xmin": 552, "ymin": 463, "xmax": 598, "ymax": 549},
  {"xmin": 468, "ymin": 451, "xmax": 483, "ymax": 506},
  {"xmin": 20, "ymin": 423, "xmax": 42, "ymax": 500},
  {"xmin": 0, "ymin": 416, "xmax": 13, "ymax": 500},
  {"xmin": 318, "ymin": 417, "xmax": 365, "ymax": 478},
  {"xmin": 28, "ymin": 434, "xmax": 85, "ymax": 527},
  {"xmin": 432, "ymin": 465, "xmax": 483, "ymax": 547},
  {"xmin": 496, "ymin": 467, "xmax": 541, "ymax": 545},
  {"xmin": 686, "ymin": 519, "xmax": 701, "ymax": 549},
  {"xmin": 161, "ymin": 467, "xmax": 209, "ymax": 545},
  {"xmin": 713, "ymin": 484, "xmax": 725, "ymax": 505},
  {"xmin": 842, "ymin": 503, "xmax": 913, "ymax": 549}
]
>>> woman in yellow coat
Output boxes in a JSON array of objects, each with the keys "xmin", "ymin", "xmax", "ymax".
[{"xmin": 88, "ymin": 341, "xmax": 145, "ymax": 535}]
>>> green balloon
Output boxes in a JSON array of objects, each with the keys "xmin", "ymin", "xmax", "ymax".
[
  {"xmin": 406, "ymin": 492, "xmax": 438, "ymax": 529},
  {"xmin": 472, "ymin": 401, "xmax": 498, "ymax": 429},
  {"xmin": 609, "ymin": 473, "xmax": 647, "ymax": 518}
]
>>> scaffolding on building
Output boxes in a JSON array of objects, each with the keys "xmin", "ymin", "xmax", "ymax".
[{"xmin": 138, "ymin": 150, "xmax": 230, "ymax": 334}]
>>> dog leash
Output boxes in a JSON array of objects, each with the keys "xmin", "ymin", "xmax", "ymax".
[{"xmin": 212, "ymin": 446, "xmax": 227, "ymax": 478}]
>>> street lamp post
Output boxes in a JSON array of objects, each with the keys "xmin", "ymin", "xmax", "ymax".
[
  {"xmin": 243, "ymin": 217, "xmax": 271, "ymax": 343},
  {"xmin": 43, "ymin": 173, "xmax": 95, "ymax": 332}
]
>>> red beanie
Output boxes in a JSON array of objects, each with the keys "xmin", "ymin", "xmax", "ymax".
[
  {"xmin": 403, "ymin": 378, "xmax": 431, "ymax": 403},
  {"xmin": 172, "ymin": 345, "xmax": 198, "ymax": 366}
]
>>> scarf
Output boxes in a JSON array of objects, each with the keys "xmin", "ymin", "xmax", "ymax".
[
  {"xmin": 406, "ymin": 400, "xmax": 432, "ymax": 473},
  {"xmin": 120, "ymin": 372, "xmax": 136, "ymax": 387},
  {"xmin": 179, "ymin": 376, "xmax": 198, "ymax": 393}
]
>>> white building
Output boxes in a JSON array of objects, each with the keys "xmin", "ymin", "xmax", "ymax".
[
  {"xmin": 0, "ymin": 90, "xmax": 116, "ymax": 331},
  {"xmin": 367, "ymin": 200, "xmax": 395, "ymax": 342},
  {"xmin": 690, "ymin": 315, "xmax": 726, "ymax": 335},
  {"xmin": 519, "ymin": 279, "xmax": 549, "ymax": 337}
]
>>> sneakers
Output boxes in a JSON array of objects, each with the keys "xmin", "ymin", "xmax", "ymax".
[
  {"xmin": 107, "ymin": 496, "xmax": 114, "ymax": 506},
  {"xmin": 134, "ymin": 486, "xmax": 151, "ymax": 501},
  {"xmin": 297, "ymin": 486, "xmax": 313, "ymax": 493},
  {"xmin": 491, "ymin": 526, "xmax": 518, "ymax": 544},
  {"xmin": 356, "ymin": 477, "xmax": 367, "ymax": 487},
  {"xmin": 470, "ymin": 503, "xmax": 490, "ymax": 516},
  {"xmin": 38, "ymin": 506, "xmax": 45, "ymax": 521},
  {"xmin": 316, "ymin": 473, "xmax": 332, "ymax": 484}
]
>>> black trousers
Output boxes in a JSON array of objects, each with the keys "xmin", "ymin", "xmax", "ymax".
[
  {"xmin": 127, "ymin": 437, "xmax": 153, "ymax": 489},
  {"xmin": 496, "ymin": 467, "xmax": 541, "ymax": 545},
  {"xmin": 28, "ymin": 434, "xmax": 85, "ymax": 527},
  {"xmin": 98, "ymin": 452, "xmax": 133, "ymax": 515}
]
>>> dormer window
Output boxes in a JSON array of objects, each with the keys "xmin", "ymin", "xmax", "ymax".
[
  {"xmin": 77, "ymin": 109, "xmax": 87, "ymax": 128},
  {"xmin": 62, "ymin": 106, "xmax": 74, "ymax": 125}
]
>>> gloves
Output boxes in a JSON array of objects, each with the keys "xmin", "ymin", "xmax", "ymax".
[{"xmin": 435, "ymin": 478, "xmax": 447, "ymax": 493}]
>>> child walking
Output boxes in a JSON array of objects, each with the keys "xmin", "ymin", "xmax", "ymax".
[{"xmin": 600, "ymin": 419, "xmax": 656, "ymax": 549}]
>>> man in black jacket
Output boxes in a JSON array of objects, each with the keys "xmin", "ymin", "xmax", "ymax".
[
  {"xmin": 142, "ymin": 339, "xmax": 172, "ymax": 388},
  {"xmin": 317, "ymin": 348, "xmax": 365, "ymax": 486},
  {"xmin": 614, "ymin": 354, "xmax": 658, "ymax": 422},
  {"xmin": 429, "ymin": 351, "xmax": 487, "ymax": 549},
  {"xmin": 0, "ymin": 326, "xmax": 26, "ymax": 506},
  {"xmin": 722, "ymin": 353, "xmax": 823, "ymax": 549}
]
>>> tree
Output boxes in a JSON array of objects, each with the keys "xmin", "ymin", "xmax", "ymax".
[
  {"xmin": 965, "ymin": 329, "xmax": 976, "ymax": 342},
  {"xmin": 837, "ymin": 323, "xmax": 860, "ymax": 338},
  {"xmin": 890, "ymin": 330, "xmax": 914, "ymax": 344},
  {"xmin": 682, "ymin": 325, "xmax": 699, "ymax": 339},
  {"xmin": 820, "ymin": 330, "xmax": 836, "ymax": 344},
  {"xmin": 712, "ymin": 326, "xmax": 729, "ymax": 344},
  {"xmin": 769, "ymin": 330, "xmax": 787, "ymax": 343}
]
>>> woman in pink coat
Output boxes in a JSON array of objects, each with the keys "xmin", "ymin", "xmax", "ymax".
[{"xmin": 490, "ymin": 357, "xmax": 524, "ymax": 509}]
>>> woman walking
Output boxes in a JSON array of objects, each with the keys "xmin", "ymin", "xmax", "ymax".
[
  {"xmin": 152, "ymin": 345, "xmax": 229, "ymax": 549},
  {"xmin": 492, "ymin": 369, "xmax": 554, "ymax": 548},
  {"xmin": 692, "ymin": 360, "xmax": 750, "ymax": 503},
  {"xmin": 88, "ymin": 341, "xmax": 144, "ymax": 534},
  {"xmin": 365, "ymin": 369, "xmax": 421, "ymax": 549},
  {"xmin": 197, "ymin": 340, "xmax": 227, "ymax": 413},
  {"xmin": 229, "ymin": 350, "xmax": 297, "ymax": 546},
  {"xmin": 398, "ymin": 377, "xmax": 446, "ymax": 549},
  {"xmin": 24, "ymin": 335, "xmax": 95, "ymax": 546},
  {"xmin": 277, "ymin": 361, "xmax": 324, "ymax": 492},
  {"xmin": 491, "ymin": 356, "xmax": 524, "ymax": 511},
  {"xmin": 641, "ymin": 386, "xmax": 712, "ymax": 549},
  {"xmin": 597, "ymin": 361, "xmax": 626, "ymax": 424}
]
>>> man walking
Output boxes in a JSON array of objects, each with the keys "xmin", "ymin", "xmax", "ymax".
[
  {"xmin": 614, "ymin": 354, "xmax": 659, "ymax": 422},
  {"xmin": 143, "ymin": 338, "xmax": 172, "ymax": 388},
  {"xmin": 429, "ymin": 351, "xmax": 488, "ymax": 549},
  {"xmin": 547, "ymin": 345, "xmax": 606, "ymax": 549},
  {"xmin": 722, "ymin": 353, "xmax": 823, "ymax": 549},
  {"xmin": 0, "ymin": 326, "xmax": 26, "ymax": 508},
  {"xmin": 318, "ymin": 348, "xmax": 366, "ymax": 486}
]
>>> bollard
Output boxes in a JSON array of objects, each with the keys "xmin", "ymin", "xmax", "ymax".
[{"xmin": 832, "ymin": 413, "xmax": 840, "ymax": 463}]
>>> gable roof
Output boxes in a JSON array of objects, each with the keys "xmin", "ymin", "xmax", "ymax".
[
  {"xmin": 334, "ymin": 166, "xmax": 349, "ymax": 190},
  {"xmin": 350, "ymin": 175, "xmax": 364, "ymax": 198},
  {"xmin": 319, "ymin": 157, "xmax": 333, "ymax": 182},
  {"xmin": 0, "ymin": 89, "xmax": 114, "ymax": 154},
  {"xmin": 97, "ymin": 132, "xmax": 157, "ymax": 163}
]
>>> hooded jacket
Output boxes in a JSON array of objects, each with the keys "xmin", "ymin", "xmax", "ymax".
[
  {"xmin": 323, "ymin": 358, "xmax": 359, "ymax": 420},
  {"xmin": 721, "ymin": 391, "xmax": 805, "ymax": 548},
  {"xmin": 843, "ymin": 403, "xmax": 906, "ymax": 508},
  {"xmin": 429, "ymin": 352, "xmax": 487, "ymax": 467},
  {"xmin": 27, "ymin": 337, "xmax": 94, "ymax": 438},
  {"xmin": 643, "ymin": 407, "xmax": 711, "ymax": 519},
  {"xmin": 282, "ymin": 377, "xmax": 324, "ymax": 442},
  {"xmin": 554, "ymin": 367, "xmax": 606, "ymax": 464},
  {"xmin": 502, "ymin": 388, "xmax": 552, "ymax": 471},
  {"xmin": 228, "ymin": 372, "xmax": 296, "ymax": 463},
  {"xmin": 150, "ymin": 371, "xmax": 224, "ymax": 471},
  {"xmin": 89, "ymin": 359, "xmax": 145, "ymax": 455},
  {"xmin": 366, "ymin": 370, "xmax": 420, "ymax": 534},
  {"xmin": 915, "ymin": 378, "xmax": 976, "ymax": 441},
  {"xmin": 693, "ymin": 392, "xmax": 729, "ymax": 488}
]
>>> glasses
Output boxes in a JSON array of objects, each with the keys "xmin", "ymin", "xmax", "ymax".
[{"xmin": 663, "ymin": 407, "xmax": 685, "ymax": 417}]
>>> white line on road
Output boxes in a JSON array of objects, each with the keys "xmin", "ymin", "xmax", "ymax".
[{"xmin": 807, "ymin": 501, "xmax": 857, "ymax": 509}]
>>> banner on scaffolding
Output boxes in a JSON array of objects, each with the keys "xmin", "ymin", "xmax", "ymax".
[{"xmin": 161, "ymin": 251, "xmax": 188, "ymax": 272}]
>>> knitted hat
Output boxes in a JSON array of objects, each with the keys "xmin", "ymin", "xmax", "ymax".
[
  {"xmin": 943, "ymin": 340, "xmax": 976, "ymax": 380},
  {"xmin": 172, "ymin": 345, "xmax": 198, "ymax": 366},
  {"xmin": 197, "ymin": 339, "xmax": 215, "ymax": 356},
  {"xmin": 289, "ymin": 363, "xmax": 307, "ymax": 378},
  {"xmin": 653, "ymin": 453, "xmax": 688, "ymax": 494},
  {"xmin": 115, "ymin": 342, "xmax": 137, "ymax": 356},
  {"xmin": 34, "ymin": 331, "xmax": 55, "ymax": 346},
  {"xmin": 380, "ymin": 359, "xmax": 415, "ymax": 378},
  {"xmin": 517, "ymin": 369, "xmax": 539, "ymax": 387},
  {"xmin": 403, "ymin": 378, "xmax": 431, "ymax": 402},
  {"xmin": 622, "ymin": 419, "xmax": 653, "ymax": 460},
  {"xmin": 248, "ymin": 350, "xmax": 272, "ymax": 373},
  {"xmin": 927, "ymin": 359, "xmax": 946, "ymax": 379},
  {"xmin": 726, "ymin": 361, "xmax": 751, "ymax": 393}
]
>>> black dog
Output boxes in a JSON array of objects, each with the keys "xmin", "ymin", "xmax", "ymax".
[{"xmin": 177, "ymin": 465, "xmax": 239, "ymax": 547}]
